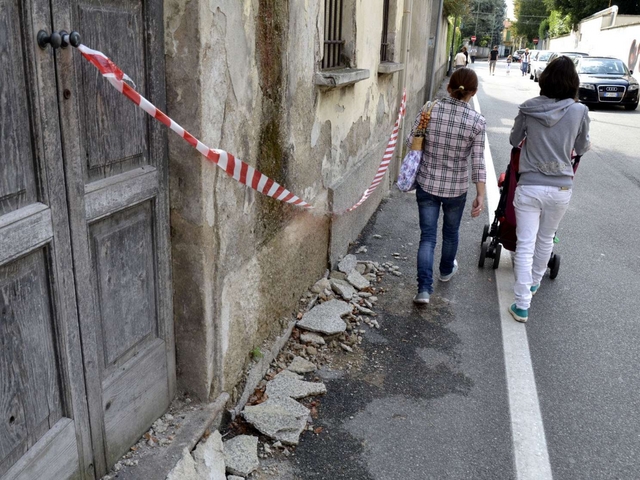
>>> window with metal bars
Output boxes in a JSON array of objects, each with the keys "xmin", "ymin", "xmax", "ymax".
[
  {"xmin": 323, "ymin": 0, "xmax": 345, "ymax": 69},
  {"xmin": 380, "ymin": 0, "xmax": 391, "ymax": 62}
]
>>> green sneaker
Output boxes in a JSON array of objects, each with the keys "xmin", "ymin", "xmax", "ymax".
[
  {"xmin": 509, "ymin": 303, "xmax": 528, "ymax": 323},
  {"xmin": 530, "ymin": 284, "xmax": 540, "ymax": 296}
]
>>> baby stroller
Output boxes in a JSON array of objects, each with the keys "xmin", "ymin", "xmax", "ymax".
[{"xmin": 478, "ymin": 146, "xmax": 580, "ymax": 279}]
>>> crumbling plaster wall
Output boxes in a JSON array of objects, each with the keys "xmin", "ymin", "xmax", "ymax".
[{"xmin": 165, "ymin": 0, "xmax": 429, "ymax": 402}]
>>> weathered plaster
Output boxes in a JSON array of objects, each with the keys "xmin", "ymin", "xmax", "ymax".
[{"xmin": 166, "ymin": 0, "xmax": 433, "ymax": 401}]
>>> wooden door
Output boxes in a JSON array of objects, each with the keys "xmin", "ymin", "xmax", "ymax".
[
  {"xmin": 0, "ymin": 0, "xmax": 93, "ymax": 479},
  {"xmin": 53, "ymin": 0, "xmax": 175, "ymax": 475}
]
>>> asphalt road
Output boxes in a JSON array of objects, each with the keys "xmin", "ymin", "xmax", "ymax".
[
  {"xmin": 474, "ymin": 59, "xmax": 640, "ymax": 479},
  {"xmin": 272, "ymin": 60, "xmax": 640, "ymax": 480}
]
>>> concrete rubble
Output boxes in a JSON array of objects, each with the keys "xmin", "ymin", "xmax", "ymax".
[
  {"xmin": 223, "ymin": 435, "xmax": 259, "ymax": 477},
  {"xmin": 296, "ymin": 299, "xmax": 351, "ymax": 335},
  {"xmin": 196, "ymin": 253, "xmax": 395, "ymax": 478},
  {"xmin": 287, "ymin": 356, "xmax": 317, "ymax": 373},
  {"xmin": 266, "ymin": 370, "xmax": 327, "ymax": 399},
  {"xmin": 242, "ymin": 397, "xmax": 311, "ymax": 445}
]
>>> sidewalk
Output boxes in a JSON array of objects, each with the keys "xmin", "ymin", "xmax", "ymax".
[{"xmin": 223, "ymin": 74, "xmax": 515, "ymax": 479}]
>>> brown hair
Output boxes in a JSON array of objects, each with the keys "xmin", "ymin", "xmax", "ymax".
[
  {"xmin": 539, "ymin": 56, "xmax": 579, "ymax": 100},
  {"xmin": 448, "ymin": 68, "xmax": 478, "ymax": 100}
]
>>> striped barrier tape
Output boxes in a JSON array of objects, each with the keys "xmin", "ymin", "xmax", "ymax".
[{"xmin": 77, "ymin": 44, "xmax": 406, "ymax": 213}]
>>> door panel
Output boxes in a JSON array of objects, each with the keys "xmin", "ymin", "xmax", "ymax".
[
  {"xmin": 78, "ymin": 3, "xmax": 147, "ymax": 181},
  {"xmin": 0, "ymin": 251, "xmax": 64, "ymax": 477},
  {"xmin": 1, "ymin": 0, "xmax": 92, "ymax": 478},
  {"xmin": 91, "ymin": 201, "xmax": 157, "ymax": 368},
  {"xmin": 54, "ymin": 0, "xmax": 175, "ymax": 475},
  {"xmin": 0, "ymin": 1, "xmax": 37, "ymax": 216}
]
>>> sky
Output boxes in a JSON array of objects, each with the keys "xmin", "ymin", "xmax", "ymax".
[{"xmin": 506, "ymin": 0, "xmax": 515, "ymax": 19}]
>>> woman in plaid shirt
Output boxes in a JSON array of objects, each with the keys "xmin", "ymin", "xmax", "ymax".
[{"xmin": 407, "ymin": 69, "xmax": 487, "ymax": 304}]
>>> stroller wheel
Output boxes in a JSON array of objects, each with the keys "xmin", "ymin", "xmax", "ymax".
[
  {"xmin": 479, "ymin": 241, "xmax": 487, "ymax": 267},
  {"xmin": 481, "ymin": 224, "xmax": 490, "ymax": 244},
  {"xmin": 549, "ymin": 253, "xmax": 561, "ymax": 279},
  {"xmin": 492, "ymin": 244, "xmax": 502, "ymax": 269}
]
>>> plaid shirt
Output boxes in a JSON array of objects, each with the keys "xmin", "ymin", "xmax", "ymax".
[{"xmin": 406, "ymin": 96, "xmax": 486, "ymax": 198}]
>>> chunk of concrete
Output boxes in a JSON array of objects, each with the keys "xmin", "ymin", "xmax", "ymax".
[
  {"xmin": 193, "ymin": 430, "xmax": 225, "ymax": 480},
  {"xmin": 330, "ymin": 278, "xmax": 356, "ymax": 301},
  {"xmin": 347, "ymin": 270, "xmax": 370, "ymax": 290},
  {"xmin": 227, "ymin": 476, "xmax": 244, "ymax": 480},
  {"xmin": 338, "ymin": 254, "xmax": 358, "ymax": 273},
  {"xmin": 297, "ymin": 299, "xmax": 351, "ymax": 335},
  {"xmin": 299, "ymin": 332, "xmax": 326, "ymax": 345},
  {"xmin": 310, "ymin": 278, "xmax": 331, "ymax": 294},
  {"xmin": 166, "ymin": 448, "xmax": 198, "ymax": 480},
  {"xmin": 223, "ymin": 435, "xmax": 259, "ymax": 477},
  {"xmin": 287, "ymin": 356, "xmax": 317, "ymax": 374},
  {"xmin": 242, "ymin": 397, "xmax": 310, "ymax": 445},
  {"xmin": 266, "ymin": 371, "xmax": 326, "ymax": 399}
]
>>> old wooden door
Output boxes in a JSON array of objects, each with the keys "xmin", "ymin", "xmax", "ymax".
[
  {"xmin": 0, "ymin": 0, "xmax": 93, "ymax": 479},
  {"xmin": 52, "ymin": 0, "xmax": 175, "ymax": 475},
  {"xmin": 1, "ymin": 0, "xmax": 174, "ymax": 478}
]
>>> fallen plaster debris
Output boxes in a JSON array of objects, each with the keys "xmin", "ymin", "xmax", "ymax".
[
  {"xmin": 242, "ymin": 397, "xmax": 310, "ymax": 445},
  {"xmin": 223, "ymin": 435, "xmax": 259, "ymax": 477},
  {"xmin": 266, "ymin": 370, "xmax": 327, "ymax": 399},
  {"xmin": 287, "ymin": 356, "xmax": 317, "ymax": 374},
  {"xmin": 347, "ymin": 270, "xmax": 370, "ymax": 290},
  {"xmin": 296, "ymin": 299, "xmax": 351, "ymax": 335},
  {"xmin": 338, "ymin": 254, "xmax": 358, "ymax": 273}
]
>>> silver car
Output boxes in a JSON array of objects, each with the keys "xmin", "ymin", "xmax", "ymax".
[{"xmin": 530, "ymin": 50, "xmax": 552, "ymax": 81}]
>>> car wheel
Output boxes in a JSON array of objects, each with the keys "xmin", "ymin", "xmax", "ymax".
[{"xmin": 625, "ymin": 102, "xmax": 639, "ymax": 111}]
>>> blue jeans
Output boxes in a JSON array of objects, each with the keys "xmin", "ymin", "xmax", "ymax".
[{"xmin": 416, "ymin": 187, "xmax": 467, "ymax": 293}]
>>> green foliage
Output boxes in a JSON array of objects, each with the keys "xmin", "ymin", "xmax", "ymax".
[
  {"xmin": 444, "ymin": 0, "xmax": 472, "ymax": 17},
  {"xmin": 513, "ymin": 0, "xmax": 550, "ymax": 40},
  {"xmin": 251, "ymin": 347, "xmax": 264, "ymax": 360},
  {"xmin": 545, "ymin": 0, "xmax": 610, "ymax": 28},
  {"xmin": 460, "ymin": 0, "xmax": 507, "ymax": 46},
  {"xmin": 547, "ymin": 10, "xmax": 572, "ymax": 36}
]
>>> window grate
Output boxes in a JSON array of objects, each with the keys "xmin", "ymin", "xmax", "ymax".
[
  {"xmin": 323, "ymin": 0, "xmax": 345, "ymax": 69},
  {"xmin": 380, "ymin": 0, "xmax": 390, "ymax": 62}
]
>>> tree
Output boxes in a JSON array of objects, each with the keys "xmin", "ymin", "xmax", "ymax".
[
  {"xmin": 513, "ymin": 0, "xmax": 550, "ymax": 41},
  {"xmin": 460, "ymin": 0, "xmax": 507, "ymax": 46},
  {"xmin": 444, "ymin": 0, "xmax": 471, "ymax": 17}
]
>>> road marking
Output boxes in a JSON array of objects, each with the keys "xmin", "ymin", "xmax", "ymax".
[{"xmin": 473, "ymin": 96, "xmax": 554, "ymax": 480}]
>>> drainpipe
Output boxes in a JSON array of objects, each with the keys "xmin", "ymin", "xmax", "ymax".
[
  {"xmin": 428, "ymin": 0, "xmax": 445, "ymax": 101},
  {"xmin": 395, "ymin": 0, "xmax": 414, "ymax": 174}
]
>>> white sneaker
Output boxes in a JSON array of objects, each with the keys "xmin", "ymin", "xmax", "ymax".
[{"xmin": 439, "ymin": 260, "xmax": 458, "ymax": 282}]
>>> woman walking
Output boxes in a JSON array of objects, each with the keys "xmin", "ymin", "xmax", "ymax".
[
  {"xmin": 407, "ymin": 68, "xmax": 487, "ymax": 304},
  {"xmin": 508, "ymin": 56, "xmax": 591, "ymax": 322}
]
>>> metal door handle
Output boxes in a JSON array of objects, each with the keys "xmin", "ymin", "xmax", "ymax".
[{"xmin": 37, "ymin": 30, "xmax": 81, "ymax": 49}]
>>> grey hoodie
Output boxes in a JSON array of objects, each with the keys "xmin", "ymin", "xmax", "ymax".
[{"xmin": 510, "ymin": 96, "xmax": 590, "ymax": 187}]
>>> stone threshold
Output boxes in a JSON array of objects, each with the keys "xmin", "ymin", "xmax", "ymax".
[{"xmin": 103, "ymin": 393, "xmax": 229, "ymax": 480}]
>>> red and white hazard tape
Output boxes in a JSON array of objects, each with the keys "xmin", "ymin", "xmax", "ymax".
[
  {"xmin": 344, "ymin": 90, "xmax": 406, "ymax": 213},
  {"xmin": 77, "ymin": 44, "xmax": 405, "ymax": 213}
]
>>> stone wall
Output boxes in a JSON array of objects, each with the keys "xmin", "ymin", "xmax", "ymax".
[{"xmin": 165, "ymin": 0, "xmax": 435, "ymax": 401}]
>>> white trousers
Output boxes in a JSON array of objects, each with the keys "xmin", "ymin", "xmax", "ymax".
[{"xmin": 513, "ymin": 185, "xmax": 572, "ymax": 309}]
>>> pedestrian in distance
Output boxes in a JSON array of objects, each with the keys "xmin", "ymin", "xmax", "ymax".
[
  {"xmin": 521, "ymin": 48, "xmax": 531, "ymax": 76},
  {"xmin": 508, "ymin": 56, "xmax": 591, "ymax": 323},
  {"xmin": 406, "ymin": 68, "xmax": 487, "ymax": 305},
  {"xmin": 470, "ymin": 47, "xmax": 477, "ymax": 63},
  {"xmin": 462, "ymin": 46, "xmax": 469, "ymax": 66},
  {"xmin": 489, "ymin": 46, "xmax": 499, "ymax": 75},
  {"xmin": 506, "ymin": 54, "xmax": 512, "ymax": 74},
  {"xmin": 454, "ymin": 48, "xmax": 467, "ymax": 70}
]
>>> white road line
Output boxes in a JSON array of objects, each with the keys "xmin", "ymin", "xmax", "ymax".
[{"xmin": 473, "ymin": 96, "xmax": 553, "ymax": 480}]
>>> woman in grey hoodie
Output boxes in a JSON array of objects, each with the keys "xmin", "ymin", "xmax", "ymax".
[{"xmin": 508, "ymin": 56, "xmax": 591, "ymax": 323}]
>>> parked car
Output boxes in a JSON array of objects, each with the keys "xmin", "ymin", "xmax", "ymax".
[
  {"xmin": 529, "ymin": 50, "xmax": 553, "ymax": 81},
  {"xmin": 575, "ymin": 56, "xmax": 639, "ymax": 110},
  {"xmin": 547, "ymin": 51, "xmax": 589, "ymax": 63}
]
